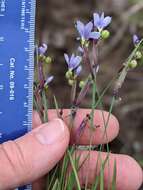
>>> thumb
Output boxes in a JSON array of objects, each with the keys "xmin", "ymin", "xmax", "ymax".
[{"xmin": 0, "ymin": 119, "xmax": 69, "ymax": 190}]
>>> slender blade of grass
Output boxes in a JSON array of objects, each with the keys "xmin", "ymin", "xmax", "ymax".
[
  {"xmin": 67, "ymin": 150, "xmax": 81, "ymax": 190},
  {"xmin": 53, "ymin": 95, "xmax": 62, "ymax": 118},
  {"xmin": 91, "ymin": 153, "xmax": 110, "ymax": 190},
  {"xmin": 42, "ymin": 90, "xmax": 48, "ymax": 122},
  {"xmin": 59, "ymin": 147, "xmax": 75, "ymax": 189},
  {"xmin": 111, "ymin": 160, "xmax": 117, "ymax": 190},
  {"xmin": 100, "ymin": 160, "xmax": 104, "ymax": 190},
  {"xmin": 51, "ymin": 179, "xmax": 60, "ymax": 190},
  {"xmin": 47, "ymin": 164, "xmax": 59, "ymax": 190}
]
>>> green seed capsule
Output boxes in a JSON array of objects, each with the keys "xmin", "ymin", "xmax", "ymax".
[
  {"xmin": 128, "ymin": 60, "xmax": 138, "ymax": 69},
  {"xmin": 79, "ymin": 81, "xmax": 85, "ymax": 88},
  {"xmin": 44, "ymin": 85, "xmax": 49, "ymax": 90},
  {"xmin": 39, "ymin": 54, "xmax": 45, "ymax": 61},
  {"xmin": 66, "ymin": 70, "xmax": 73, "ymax": 79},
  {"xmin": 135, "ymin": 51, "xmax": 142, "ymax": 59},
  {"xmin": 45, "ymin": 56, "xmax": 52, "ymax": 64},
  {"xmin": 68, "ymin": 79, "xmax": 74, "ymax": 86},
  {"xmin": 101, "ymin": 30, "xmax": 110, "ymax": 39}
]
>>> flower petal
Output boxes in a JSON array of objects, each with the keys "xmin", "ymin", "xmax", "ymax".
[
  {"xmin": 89, "ymin": 32, "xmax": 100, "ymax": 39},
  {"xmin": 93, "ymin": 13, "xmax": 100, "ymax": 27},
  {"xmin": 76, "ymin": 21, "xmax": 85, "ymax": 37},
  {"xmin": 70, "ymin": 53, "xmax": 75, "ymax": 63},
  {"xmin": 101, "ymin": 12, "xmax": 105, "ymax": 20},
  {"xmin": 45, "ymin": 76, "xmax": 54, "ymax": 85},
  {"xmin": 78, "ymin": 46, "xmax": 84, "ymax": 53},
  {"xmin": 38, "ymin": 43, "xmax": 48, "ymax": 55},
  {"xmin": 69, "ymin": 54, "xmax": 76, "ymax": 69},
  {"xmin": 84, "ymin": 22, "xmax": 93, "ymax": 39},
  {"xmin": 133, "ymin": 34, "xmax": 140, "ymax": 45},
  {"xmin": 72, "ymin": 56, "xmax": 82, "ymax": 69},
  {"xmin": 64, "ymin": 53, "xmax": 70, "ymax": 65},
  {"xmin": 102, "ymin": 16, "xmax": 112, "ymax": 28},
  {"xmin": 76, "ymin": 65, "xmax": 82, "ymax": 76}
]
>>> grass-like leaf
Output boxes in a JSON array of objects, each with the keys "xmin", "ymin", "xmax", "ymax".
[
  {"xmin": 111, "ymin": 160, "xmax": 117, "ymax": 190},
  {"xmin": 47, "ymin": 164, "xmax": 60, "ymax": 190},
  {"xmin": 42, "ymin": 90, "xmax": 48, "ymax": 122},
  {"xmin": 67, "ymin": 150, "xmax": 81, "ymax": 190},
  {"xmin": 51, "ymin": 179, "xmax": 60, "ymax": 190}
]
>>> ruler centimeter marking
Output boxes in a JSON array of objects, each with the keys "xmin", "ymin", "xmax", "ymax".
[{"xmin": 0, "ymin": 0, "xmax": 36, "ymax": 189}]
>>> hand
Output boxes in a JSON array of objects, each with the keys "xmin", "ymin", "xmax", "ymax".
[{"xmin": 0, "ymin": 109, "xmax": 142, "ymax": 190}]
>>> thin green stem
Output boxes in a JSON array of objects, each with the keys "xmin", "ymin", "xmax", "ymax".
[{"xmin": 42, "ymin": 90, "xmax": 48, "ymax": 123}]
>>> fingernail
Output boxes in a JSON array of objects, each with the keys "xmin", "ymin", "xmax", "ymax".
[{"xmin": 34, "ymin": 119, "xmax": 65, "ymax": 145}]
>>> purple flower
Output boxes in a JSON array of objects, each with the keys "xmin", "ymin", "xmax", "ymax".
[
  {"xmin": 76, "ymin": 65, "xmax": 82, "ymax": 76},
  {"xmin": 93, "ymin": 12, "xmax": 112, "ymax": 31},
  {"xmin": 64, "ymin": 53, "xmax": 82, "ymax": 70},
  {"xmin": 44, "ymin": 76, "xmax": 54, "ymax": 86},
  {"xmin": 133, "ymin": 34, "xmax": 140, "ymax": 45},
  {"xmin": 76, "ymin": 21, "xmax": 100, "ymax": 41},
  {"xmin": 78, "ymin": 46, "xmax": 84, "ymax": 53},
  {"xmin": 38, "ymin": 43, "xmax": 48, "ymax": 55}
]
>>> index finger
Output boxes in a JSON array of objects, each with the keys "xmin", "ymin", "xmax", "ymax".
[{"xmin": 33, "ymin": 109, "xmax": 119, "ymax": 145}]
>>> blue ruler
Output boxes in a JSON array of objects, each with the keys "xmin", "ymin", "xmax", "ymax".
[{"xmin": 0, "ymin": 0, "xmax": 36, "ymax": 189}]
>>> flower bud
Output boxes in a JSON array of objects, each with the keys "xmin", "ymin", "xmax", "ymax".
[
  {"xmin": 45, "ymin": 56, "xmax": 52, "ymax": 64},
  {"xmin": 44, "ymin": 76, "xmax": 54, "ymax": 87},
  {"xmin": 101, "ymin": 30, "xmax": 110, "ymax": 39},
  {"xmin": 38, "ymin": 43, "xmax": 48, "ymax": 55},
  {"xmin": 44, "ymin": 85, "xmax": 49, "ymax": 90},
  {"xmin": 66, "ymin": 70, "xmax": 73, "ymax": 79},
  {"xmin": 68, "ymin": 79, "xmax": 74, "ymax": 86},
  {"xmin": 128, "ymin": 60, "xmax": 138, "ymax": 69},
  {"xmin": 135, "ymin": 51, "xmax": 142, "ymax": 59},
  {"xmin": 39, "ymin": 54, "xmax": 45, "ymax": 61},
  {"xmin": 79, "ymin": 81, "xmax": 85, "ymax": 88}
]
